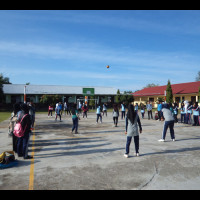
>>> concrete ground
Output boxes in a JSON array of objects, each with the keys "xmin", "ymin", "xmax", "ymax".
[{"xmin": 0, "ymin": 111, "xmax": 200, "ymax": 190}]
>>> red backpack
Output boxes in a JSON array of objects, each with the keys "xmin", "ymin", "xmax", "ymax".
[{"xmin": 13, "ymin": 114, "xmax": 28, "ymax": 138}]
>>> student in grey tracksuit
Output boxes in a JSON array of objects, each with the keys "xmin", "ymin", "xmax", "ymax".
[
  {"xmin": 159, "ymin": 103, "xmax": 175, "ymax": 142},
  {"xmin": 124, "ymin": 104, "xmax": 142, "ymax": 157}
]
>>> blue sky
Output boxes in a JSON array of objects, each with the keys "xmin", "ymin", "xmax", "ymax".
[{"xmin": 0, "ymin": 10, "xmax": 200, "ymax": 92}]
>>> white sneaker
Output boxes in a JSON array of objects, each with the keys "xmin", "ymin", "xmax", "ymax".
[
  {"xmin": 172, "ymin": 139, "xmax": 175, "ymax": 142},
  {"xmin": 158, "ymin": 139, "xmax": 165, "ymax": 142},
  {"xmin": 136, "ymin": 153, "xmax": 140, "ymax": 157},
  {"xmin": 124, "ymin": 154, "xmax": 129, "ymax": 158}
]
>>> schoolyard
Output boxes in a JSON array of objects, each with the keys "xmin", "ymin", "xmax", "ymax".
[{"xmin": 0, "ymin": 111, "xmax": 200, "ymax": 190}]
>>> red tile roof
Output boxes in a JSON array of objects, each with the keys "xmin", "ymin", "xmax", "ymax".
[{"xmin": 133, "ymin": 81, "xmax": 200, "ymax": 97}]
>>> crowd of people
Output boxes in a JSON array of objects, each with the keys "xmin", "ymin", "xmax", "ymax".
[
  {"xmin": 8, "ymin": 102, "xmax": 35, "ymax": 159},
  {"xmin": 7, "ymin": 100, "xmax": 199, "ymax": 160}
]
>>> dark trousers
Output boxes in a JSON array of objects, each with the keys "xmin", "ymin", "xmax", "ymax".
[
  {"xmin": 181, "ymin": 113, "xmax": 186, "ymax": 123},
  {"xmin": 193, "ymin": 115, "xmax": 199, "ymax": 126},
  {"xmin": 121, "ymin": 111, "xmax": 125, "ymax": 119},
  {"xmin": 186, "ymin": 113, "xmax": 192, "ymax": 124},
  {"xmin": 148, "ymin": 110, "xmax": 153, "ymax": 119},
  {"xmin": 72, "ymin": 117, "xmax": 78, "ymax": 133},
  {"xmin": 162, "ymin": 120, "xmax": 175, "ymax": 140},
  {"xmin": 125, "ymin": 135, "xmax": 139, "ymax": 154},
  {"xmin": 17, "ymin": 133, "xmax": 30, "ymax": 158},
  {"xmin": 113, "ymin": 117, "xmax": 118, "ymax": 126},
  {"xmin": 96, "ymin": 114, "xmax": 102, "ymax": 123}
]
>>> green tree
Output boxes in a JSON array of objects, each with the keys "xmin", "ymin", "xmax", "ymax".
[
  {"xmin": 195, "ymin": 71, "xmax": 200, "ymax": 81},
  {"xmin": 40, "ymin": 94, "xmax": 63, "ymax": 105},
  {"xmin": 166, "ymin": 80, "xmax": 173, "ymax": 103},
  {"xmin": 121, "ymin": 91, "xmax": 134, "ymax": 105},
  {"xmin": 115, "ymin": 89, "xmax": 121, "ymax": 104},
  {"xmin": 0, "ymin": 73, "xmax": 11, "ymax": 103}
]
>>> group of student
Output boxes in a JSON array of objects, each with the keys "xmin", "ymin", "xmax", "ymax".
[{"xmin": 138, "ymin": 100, "xmax": 200, "ymax": 126}]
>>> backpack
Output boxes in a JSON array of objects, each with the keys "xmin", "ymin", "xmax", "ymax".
[{"xmin": 13, "ymin": 114, "xmax": 28, "ymax": 138}]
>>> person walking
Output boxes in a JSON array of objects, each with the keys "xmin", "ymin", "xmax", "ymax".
[
  {"xmin": 158, "ymin": 103, "xmax": 175, "ymax": 142},
  {"xmin": 124, "ymin": 104, "xmax": 142, "ymax": 158},
  {"xmin": 113, "ymin": 104, "xmax": 119, "ymax": 127}
]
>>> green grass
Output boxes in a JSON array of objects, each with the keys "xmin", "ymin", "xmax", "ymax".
[{"xmin": 0, "ymin": 112, "xmax": 11, "ymax": 122}]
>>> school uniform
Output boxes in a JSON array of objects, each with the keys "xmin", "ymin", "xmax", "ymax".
[
  {"xmin": 125, "ymin": 114, "xmax": 142, "ymax": 155},
  {"xmin": 180, "ymin": 107, "xmax": 186, "ymax": 123},
  {"xmin": 192, "ymin": 106, "xmax": 200, "ymax": 126},
  {"xmin": 186, "ymin": 105, "xmax": 193, "ymax": 124}
]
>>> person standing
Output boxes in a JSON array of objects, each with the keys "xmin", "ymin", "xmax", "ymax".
[
  {"xmin": 192, "ymin": 102, "xmax": 200, "ymax": 126},
  {"xmin": 121, "ymin": 102, "xmax": 126, "ymax": 119},
  {"xmin": 48, "ymin": 104, "xmax": 53, "ymax": 117},
  {"xmin": 16, "ymin": 103, "xmax": 32, "ymax": 159},
  {"xmin": 147, "ymin": 101, "xmax": 153, "ymax": 120},
  {"xmin": 157, "ymin": 101, "xmax": 163, "ymax": 121},
  {"xmin": 96, "ymin": 104, "xmax": 102, "ymax": 123},
  {"xmin": 71, "ymin": 104, "xmax": 79, "ymax": 134},
  {"xmin": 124, "ymin": 104, "xmax": 142, "ymax": 158},
  {"xmin": 140, "ymin": 103, "xmax": 145, "ymax": 119},
  {"xmin": 180, "ymin": 102, "xmax": 186, "ymax": 123},
  {"xmin": 113, "ymin": 104, "xmax": 119, "ymax": 127},
  {"xmin": 158, "ymin": 103, "xmax": 175, "ymax": 142},
  {"xmin": 55, "ymin": 102, "xmax": 62, "ymax": 122},
  {"xmin": 103, "ymin": 103, "xmax": 108, "ymax": 117}
]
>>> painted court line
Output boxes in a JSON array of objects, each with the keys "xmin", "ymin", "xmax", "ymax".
[{"xmin": 29, "ymin": 126, "xmax": 35, "ymax": 190}]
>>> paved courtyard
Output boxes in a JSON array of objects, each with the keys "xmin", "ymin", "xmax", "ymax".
[{"xmin": 0, "ymin": 111, "xmax": 200, "ymax": 190}]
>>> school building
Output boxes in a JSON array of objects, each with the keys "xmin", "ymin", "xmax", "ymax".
[
  {"xmin": 132, "ymin": 81, "xmax": 200, "ymax": 108},
  {"xmin": 2, "ymin": 84, "xmax": 118, "ymax": 105}
]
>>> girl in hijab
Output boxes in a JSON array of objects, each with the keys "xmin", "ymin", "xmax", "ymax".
[{"xmin": 124, "ymin": 104, "xmax": 142, "ymax": 158}]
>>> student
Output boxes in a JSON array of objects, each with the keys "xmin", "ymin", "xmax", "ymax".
[
  {"xmin": 121, "ymin": 102, "xmax": 126, "ymax": 120},
  {"xmin": 158, "ymin": 103, "xmax": 175, "ymax": 142},
  {"xmin": 8, "ymin": 103, "xmax": 21, "ymax": 153},
  {"xmin": 71, "ymin": 104, "xmax": 79, "ymax": 134},
  {"xmin": 113, "ymin": 104, "xmax": 119, "ymax": 127},
  {"xmin": 146, "ymin": 101, "xmax": 153, "ymax": 120},
  {"xmin": 82, "ymin": 104, "xmax": 88, "ymax": 118},
  {"xmin": 103, "ymin": 103, "xmax": 108, "ymax": 117},
  {"xmin": 124, "ymin": 104, "xmax": 142, "ymax": 158},
  {"xmin": 157, "ymin": 101, "xmax": 163, "ymax": 121},
  {"xmin": 55, "ymin": 102, "xmax": 62, "ymax": 122},
  {"xmin": 186, "ymin": 102, "xmax": 193, "ymax": 124},
  {"xmin": 140, "ymin": 103, "xmax": 145, "ymax": 119},
  {"xmin": 96, "ymin": 104, "xmax": 102, "ymax": 123},
  {"xmin": 173, "ymin": 102, "xmax": 179, "ymax": 123},
  {"xmin": 48, "ymin": 104, "xmax": 53, "ymax": 117},
  {"xmin": 134, "ymin": 103, "xmax": 138, "ymax": 114},
  {"xmin": 192, "ymin": 102, "xmax": 200, "ymax": 126},
  {"xmin": 17, "ymin": 103, "xmax": 32, "ymax": 159},
  {"xmin": 180, "ymin": 102, "xmax": 186, "ymax": 123}
]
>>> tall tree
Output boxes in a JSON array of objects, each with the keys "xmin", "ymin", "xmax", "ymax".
[
  {"xmin": 166, "ymin": 80, "xmax": 173, "ymax": 103},
  {"xmin": 196, "ymin": 71, "xmax": 200, "ymax": 81}
]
